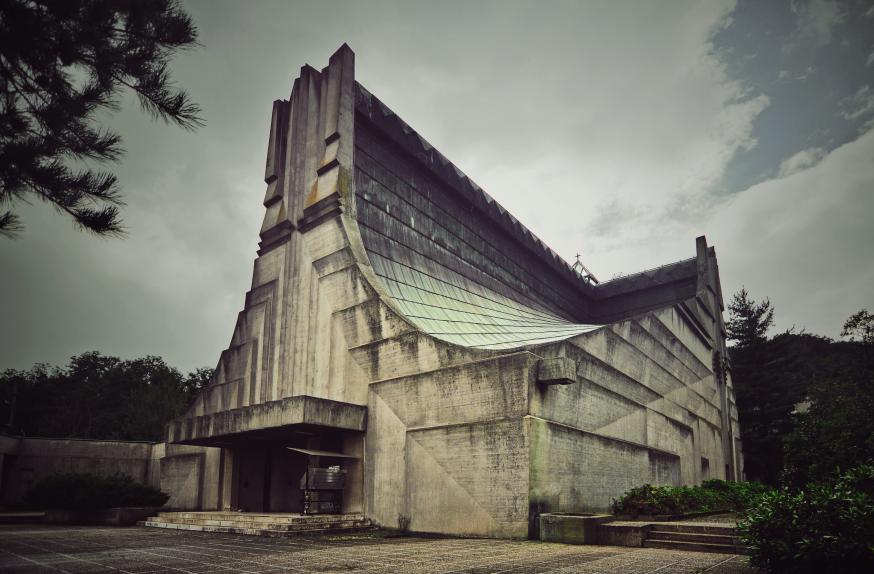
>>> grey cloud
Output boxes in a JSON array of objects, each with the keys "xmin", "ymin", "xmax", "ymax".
[
  {"xmin": 787, "ymin": 0, "xmax": 846, "ymax": 49},
  {"xmin": 1, "ymin": 0, "xmax": 870, "ymax": 373},
  {"xmin": 586, "ymin": 199, "xmax": 640, "ymax": 238},
  {"xmin": 777, "ymin": 147, "xmax": 826, "ymax": 177},
  {"xmin": 841, "ymin": 85, "xmax": 874, "ymax": 121}
]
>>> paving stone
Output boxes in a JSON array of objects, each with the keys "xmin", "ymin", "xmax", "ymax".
[{"xmin": 0, "ymin": 525, "xmax": 762, "ymax": 574}]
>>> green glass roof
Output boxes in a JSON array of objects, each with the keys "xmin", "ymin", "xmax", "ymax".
[{"xmin": 367, "ymin": 250, "xmax": 601, "ymax": 350}]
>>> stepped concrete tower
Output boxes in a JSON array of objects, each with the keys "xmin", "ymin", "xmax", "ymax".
[{"xmin": 167, "ymin": 44, "xmax": 743, "ymax": 538}]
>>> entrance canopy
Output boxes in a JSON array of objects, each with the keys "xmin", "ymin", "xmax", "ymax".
[{"xmin": 167, "ymin": 395, "xmax": 367, "ymax": 446}]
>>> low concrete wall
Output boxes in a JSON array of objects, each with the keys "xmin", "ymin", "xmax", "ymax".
[
  {"xmin": 0, "ymin": 436, "xmax": 218, "ymax": 511},
  {"xmin": 597, "ymin": 523, "xmax": 650, "ymax": 547},
  {"xmin": 539, "ymin": 513, "xmax": 613, "ymax": 544},
  {"xmin": 1, "ymin": 437, "xmax": 154, "ymax": 507},
  {"xmin": 45, "ymin": 507, "xmax": 158, "ymax": 526}
]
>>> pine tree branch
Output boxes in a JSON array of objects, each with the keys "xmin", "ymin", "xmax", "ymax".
[
  {"xmin": 0, "ymin": 210, "xmax": 23, "ymax": 238},
  {"xmin": 0, "ymin": 56, "xmax": 122, "ymax": 162},
  {"xmin": 1, "ymin": 0, "xmax": 201, "ymax": 239},
  {"xmin": 18, "ymin": 170, "xmax": 125, "ymax": 236}
]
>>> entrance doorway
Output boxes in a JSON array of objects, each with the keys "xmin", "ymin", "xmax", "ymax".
[
  {"xmin": 231, "ymin": 429, "xmax": 362, "ymax": 514},
  {"xmin": 236, "ymin": 442, "xmax": 309, "ymax": 512}
]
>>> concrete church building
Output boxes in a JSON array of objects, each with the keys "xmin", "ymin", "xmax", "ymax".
[
  {"xmin": 162, "ymin": 44, "xmax": 743, "ymax": 537},
  {"xmin": 0, "ymin": 45, "xmax": 743, "ymax": 539}
]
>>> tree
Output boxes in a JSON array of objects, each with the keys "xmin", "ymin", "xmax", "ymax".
[
  {"xmin": 727, "ymin": 288, "xmax": 786, "ymax": 483},
  {"xmin": 727, "ymin": 287, "xmax": 774, "ymax": 348},
  {"xmin": 0, "ymin": 0, "xmax": 202, "ymax": 238},
  {"xmin": 782, "ymin": 310, "xmax": 874, "ymax": 486},
  {"xmin": 841, "ymin": 309, "xmax": 874, "ymax": 366},
  {"xmin": 182, "ymin": 366, "xmax": 212, "ymax": 395},
  {"xmin": 841, "ymin": 309, "xmax": 874, "ymax": 345},
  {"xmin": 0, "ymin": 352, "xmax": 212, "ymax": 441}
]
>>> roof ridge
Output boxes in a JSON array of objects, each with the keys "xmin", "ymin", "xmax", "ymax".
[{"xmin": 597, "ymin": 256, "xmax": 697, "ymax": 286}]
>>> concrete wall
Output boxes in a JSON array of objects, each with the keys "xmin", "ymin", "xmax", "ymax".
[
  {"xmin": 1, "ymin": 437, "xmax": 154, "ymax": 507},
  {"xmin": 364, "ymin": 352, "xmax": 535, "ymax": 538},
  {"xmin": 0, "ymin": 436, "xmax": 219, "ymax": 511},
  {"xmin": 160, "ymin": 443, "xmax": 223, "ymax": 510},
  {"xmin": 183, "ymin": 46, "xmax": 371, "ymax": 425},
  {"xmin": 527, "ymin": 416, "xmax": 679, "ymax": 511},
  {"xmin": 526, "ymin": 306, "xmax": 735, "ymax": 516},
  {"xmin": 359, "ymin": 307, "xmax": 739, "ymax": 536}
]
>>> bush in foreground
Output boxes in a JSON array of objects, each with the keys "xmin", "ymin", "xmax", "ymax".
[
  {"xmin": 738, "ymin": 464, "xmax": 874, "ymax": 573},
  {"xmin": 25, "ymin": 473, "xmax": 169, "ymax": 511},
  {"xmin": 611, "ymin": 479, "xmax": 771, "ymax": 516}
]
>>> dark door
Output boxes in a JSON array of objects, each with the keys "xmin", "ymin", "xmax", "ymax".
[
  {"xmin": 236, "ymin": 444, "xmax": 269, "ymax": 512},
  {"xmin": 268, "ymin": 446, "xmax": 308, "ymax": 512}
]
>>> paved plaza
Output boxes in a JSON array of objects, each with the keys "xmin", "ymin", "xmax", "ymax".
[{"xmin": 0, "ymin": 525, "xmax": 760, "ymax": 574}]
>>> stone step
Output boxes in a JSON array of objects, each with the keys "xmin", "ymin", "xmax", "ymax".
[
  {"xmin": 647, "ymin": 530, "xmax": 740, "ymax": 545},
  {"xmin": 648, "ymin": 523, "xmax": 737, "ymax": 536},
  {"xmin": 157, "ymin": 512, "xmax": 365, "ymax": 524},
  {"xmin": 138, "ymin": 520, "xmax": 376, "ymax": 537},
  {"xmin": 153, "ymin": 515, "xmax": 369, "ymax": 523},
  {"xmin": 144, "ymin": 518, "xmax": 372, "ymax": 532},
  {"xmin": 643, "ymin": 539, "xmax": 747, "ymax": 555},
  {"xmin": 146, "ymin": 517, "xmax": 371, "ymax": 531},
  {"xmin": 158, "ymin": 510, "xmax": 365, "ymax": 521}
]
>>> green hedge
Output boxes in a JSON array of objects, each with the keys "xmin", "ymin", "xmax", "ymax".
[
  {"xmin": 24, "ymin": 472, "xmax": 169, "ymax": 510},
  {"xmin": 610, "ymin": 479, "xmax": 771, "ymax": 516},
  {"xmin": 738, "ymin": 464, "xmax": 874, "ymax": 573}
]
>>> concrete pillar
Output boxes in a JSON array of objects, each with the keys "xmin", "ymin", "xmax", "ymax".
[
  {"xmin": 219, "ymin": 447, "xmax": 239, "ymax": 511},
  {"xmin": 342, "ymin": 433, "xmax": 365, "ymax": 513}
]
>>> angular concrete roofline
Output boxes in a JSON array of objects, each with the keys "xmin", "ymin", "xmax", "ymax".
[{"xmin": 352, "ymin": 79, "xmax": 712, "ymax": 310}]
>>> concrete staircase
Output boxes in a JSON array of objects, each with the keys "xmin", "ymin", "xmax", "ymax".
[
  {"xmin": 138, "ymin": 512, "xmax": 375, "ymax": 537},
  {"xmin": 643, "ymin": 523, "xmax": 746, "ymax": 555}
]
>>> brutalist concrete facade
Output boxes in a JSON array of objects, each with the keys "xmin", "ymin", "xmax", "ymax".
[{"xmin": 163, "ymin": 44, "xmax": 743, "ymax": 538}]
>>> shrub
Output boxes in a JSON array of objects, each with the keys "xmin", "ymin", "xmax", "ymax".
[
  {"xmin": 738, "ymin": 464, "xmax": 874, "ymax": 573},
  {"xmin": 702, "ymin": 478, "xmax": 772, "ymax": 509},
  {"xmin": 611, "ymin": 479, "xmax": 770, "ymax": 516},
  {"xmin": 24, "ymin": 472, "xmax": 169, "ymax": 510}
]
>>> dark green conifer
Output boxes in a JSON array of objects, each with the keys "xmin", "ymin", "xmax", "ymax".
[{"xmin": 0, "ymin": 0, "xmax": 201, "ymax": 237}]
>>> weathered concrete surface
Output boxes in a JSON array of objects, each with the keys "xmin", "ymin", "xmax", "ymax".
[
  {"xmin": 159, "ymin": 445, "xmax": 205, "ymax": 510},
  {"xmin": 168, "ymin": 395, "xmax": 368, "ymax": 444},
  {"xmin": 523, "ymin": 306, "xmax": 736, "ymax": 516},
  {"xmin": 599, "ymin": 521, "xmax": 650, "ymax": 547},
  {"xmin": 176, "ymin": 47, "xmax": 372, "ymax": 436},
  {"xmin": 364, "ymin": 353, "xmax": 537, "ymax": 536},
  {"xmin": 537, "ymin": 357, "xmax": 578, "ymax": 385},
  {"xmin": 539, "ymin": 513, "xmax": 613, "ymax": 545}
]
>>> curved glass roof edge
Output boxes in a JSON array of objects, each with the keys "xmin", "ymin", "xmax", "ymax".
[{"xmin": 371, "ymin": 263, "xmax": 603, "ymax": 350}]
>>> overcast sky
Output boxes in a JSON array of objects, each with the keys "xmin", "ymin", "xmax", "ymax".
[{"xmin": 2, "ymin": 0, "xmax": 873, "ymax": 373}]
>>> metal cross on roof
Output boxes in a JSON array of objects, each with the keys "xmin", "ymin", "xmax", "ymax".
[{"xmin": 572, "ymin": 252, "xmax": 599, "ymax": 285}]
